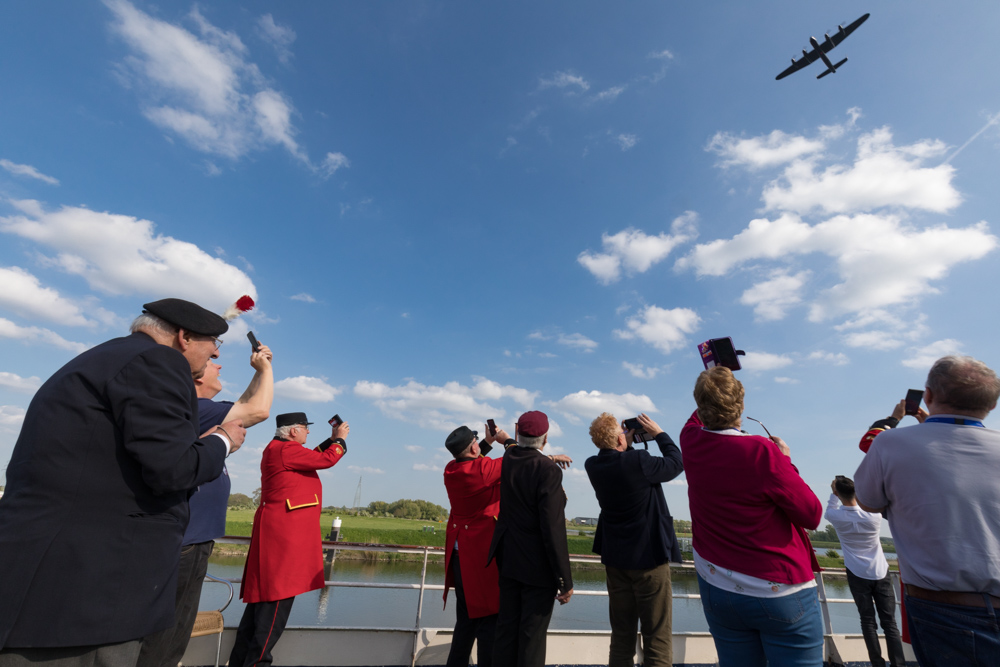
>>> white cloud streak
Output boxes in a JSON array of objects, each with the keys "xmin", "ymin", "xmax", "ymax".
[
  {"xmin": 0, "ymin": 372, "xmax": 43, "ymax": 393},
  {"xmin": 547, "ymin": 390, "xmax": 657, "ymax": 425},
  {"xmin": 0, "ymin": 317, "xmax": 87, "ymax": 353},
  {"xmin": 538, "ymin": 71, "xmax": 590, "ymax": 92},
  {"xmin": 0, "ymin": 199, "xmax": 257, "ymax": 312},
  {"xmin": 0, "ymin": 159, "xmax": 59, "ymax": 185},
  {"xmin": 274, "ymin": 376, "xmax": 340, "ymax": 402},
  {"xmin": 902, "ymin": 339, "xmax": 964, "ymax": 370},
  {"xmin": 256, "ymin": 13, "xmax": 296, "ymax": 65}
]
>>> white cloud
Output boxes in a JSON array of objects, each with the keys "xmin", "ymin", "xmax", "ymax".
[
  {"xmin": 676, "ymin": 212, "xmax": 996, "ymax": 322},
  {"xmin": 256, "ymin": 13, "xmax": 296, "ymax": 64},
  {"xmin": 616, "ymin": 134, "xmax": 638, "ymax": 151},
  {"xmin": 578, "ymin": 211, "xmax": 698, "ymax": 284},
  {"xmin": 321, "ymin": 152, "xmax": 350, "ymax": 177},
  {"xmin": 412, "ymin": 463, "xmax": 441, "ymax": 472},
  {"xmin": 649, "ymin": 49, "xmax": 674, "ymax": 60},
  {"xmin": 274, "ymin": 376, "xmax": 340, "ymax": 402},
  {"xmin": 707, "ymin": 130, "xmax": 825, "ymax": 169},
  {"xmin": 105, "ymin": 0, "xmax": 339, "ymax": 169},
  {"xmin": 0, "ymin": 159, "xmax": 59, "ymax": 185},
  {"xmin": 0, "ymin": 405, "xmax": 27, "ymax": 428},
  {"xmin": 354, "ymin": 376, "xmax": 538, "ymax": 432},
  {"xmin": 0, "ymin": 372, "xmax": 42, "ymax": 393},
  {"xmin": 347, "ymin": 465, "xmax": 385, "ymax": 475},
  {"xmin": 774, "ymin": 377, "xmax": 800, "ymax": 384},
  {"xmin": 902, "ymin": 339, "xmax": 964, "ymax": 369},
  {"xmin": 739, "ymin": 269, "xmax": 810, "ymax": 322},
  {"xmin": 290, "ymin": 293, "xmax": 316, "ymax": 303},
  {"xmin": 622, "ymin": 361, "xmax": 660, "ymax": 379},
  {"xmin": 403, "ymin": 445, "xmax": 423, "ymax": 453},
  {"xmin": 740, "ymin": 352, "xmax": 793, "ymax": 371},
  {"xmin": 538, "ymin": 71, "xmax": 590, "ymax": 92},
  {"xmin": 808, "ymin": 351, "xmax": 849, "ymax": 366},
  {"xmin": 530, "ymin": 330, "xmax": 598, "ymax": 352},
  {"xmin": 762, "ymin": 128, "xmax": 960, "ymax": 214},
  {"xmin": 835, "ymin": 310, "xmax": 928, "ymax": 351},
  {"xmin": 592, "ymin": 85, "xmax": 625, "ymax": 103},
  {"xmin": 614, "ymin": 305, "xmax": 700, "ymax": 354},
  {"xmin": 0, "ymin": 317, "xmax": 87, "ymax": 353},
  {"xmin": 0, "ymin": 266, "xmax": 111, "ymax": 327},
  {"xmin": 0, "ymin": 199, "xmax": 257, "ymax": 312},
  {"xmin": 547, "ymin": 390, "xmax": 657, "ymax": 424}
]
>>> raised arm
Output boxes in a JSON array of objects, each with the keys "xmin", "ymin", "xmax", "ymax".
[{"xmin": 224, "ymin": 344, "xmax": 274, "ymax": 427}]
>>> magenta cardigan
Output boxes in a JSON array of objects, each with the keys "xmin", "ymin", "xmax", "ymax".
[{"xmin": 681, "ymin": 411, "xmax": 822, "ymax": 585}]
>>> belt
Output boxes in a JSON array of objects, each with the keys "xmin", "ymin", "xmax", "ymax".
[{"xmin": 905, "ymin": 583, "xmax": 1000, "ymax": 609}]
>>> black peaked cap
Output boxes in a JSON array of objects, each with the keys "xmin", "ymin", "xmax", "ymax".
[
  {"xmin": 446, "ymin": 425, "xmax": 477, "ymax": 457},
  {"xmin": 276, "ymin": 412, "xmax": 313, "ymax": 427}
]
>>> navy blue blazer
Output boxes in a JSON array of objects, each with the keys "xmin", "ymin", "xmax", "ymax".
[
  {"xmin": 585, "ymin": 432, "xmax": 684, "ymax": 569},
  {"xmin": 0, "ymin": 332, "xmax": 227, "ymax": 648}
]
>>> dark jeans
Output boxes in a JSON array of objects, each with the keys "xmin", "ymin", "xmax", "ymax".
[
  {"xmin": 228, "ymin": 597, "xmax": 295, "ymax": 667},
  {"xmin": 605, "ymin": 562, "xmax": 672, "ymax": 667},
  {"xmin": 846, "ymin": 569, "xmax": 905, "ymax": 667},
  {"xmin": 493, "ymin": 575, "xmax": 556, "ymax": 667},
  {"xmin": 446, "ymin": 550, "xmax": 497, "ymax": 667},
  {"xmin": 136, "ymin": 540, "xmax": 214, "ymax": 667},
  {"xmin": 906, "ymin": 594, "xmax": 1000, "ymax": 667}
]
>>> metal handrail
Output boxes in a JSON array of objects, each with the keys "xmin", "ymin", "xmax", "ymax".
[{"xmin": 213, "ymin": 535, "xmax": 901, "ymax": 665}]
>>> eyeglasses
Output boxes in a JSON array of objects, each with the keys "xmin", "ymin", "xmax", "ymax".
[{"xmin": 745, "ymin": 416, "xmax": 772, "ymax": 438}]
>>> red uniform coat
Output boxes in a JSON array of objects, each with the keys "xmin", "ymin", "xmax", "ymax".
[
  {"xmin": 240, "ymin": 438, "xmax": 345, "ymax": 603},
  {"xmin": 443, "ymin": 455, "xmax": 502, "ymax": 618}
]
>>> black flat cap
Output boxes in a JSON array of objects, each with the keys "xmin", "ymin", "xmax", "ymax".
[
  {"xmin": 276, "ymin": 412, "xmax": 313, "ymax": 428},
  {"xmin": 143, "ymin": 298, "xmax": 229, "ymax": 337},
  {"xmin": 446, "ymin": 425, "xmax": 477, "ymax": 457}
]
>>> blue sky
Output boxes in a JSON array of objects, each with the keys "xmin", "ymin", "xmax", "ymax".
[{"xmin": 2, "ymin": 1, "xmax": 998, "ymax": 525}]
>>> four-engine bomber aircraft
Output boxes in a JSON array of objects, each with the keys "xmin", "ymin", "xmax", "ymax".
[{"xmin": 776, "ymin": 13, "xmax": 870, "ymax": 80}]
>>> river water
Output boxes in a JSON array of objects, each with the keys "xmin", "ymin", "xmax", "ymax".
[{"xmin": 204, "ymin": 557, "xmax": 900, "ymax": 635}]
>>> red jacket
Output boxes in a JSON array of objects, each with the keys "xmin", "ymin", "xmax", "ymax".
[
  {"xmin": 681, "ymin": 411, "xmax": 821, "ymax": 585},
  {"xmin": 443, "ymin": 455, "xmax": 502, "ymax": 618},
  {"xmin": 240, "ymin": 438, "xmax": 345, "ymax": 603}
]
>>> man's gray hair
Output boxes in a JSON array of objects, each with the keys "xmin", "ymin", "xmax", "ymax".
[
  {"xmin": 130, "ymin": 313, "xmax": 178, "ymax": 336},
  {"xmin": 275, "ymin": 425, "xmax": 296, "ymax": 440},
  {"xmin": 926, "ymin": 355, "xmax": 1000, "ymax": 414},
  {"xmin": 518, "ymin": 433, "xmax": 547, "ymax": 450}
]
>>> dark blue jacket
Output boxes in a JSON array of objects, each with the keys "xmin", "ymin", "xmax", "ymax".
[
  {"xmin": 585, "ymin": 432, "xmax": 684, "ymax": 569},
  {"xmin": 0, "ymin": 332, "xmax": 227, "ymax": 648}
]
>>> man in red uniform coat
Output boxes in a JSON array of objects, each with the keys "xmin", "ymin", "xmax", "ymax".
[
  {"xmin": 228, "ymin": 412, "xmax": 348, "ymax": 667},
  {"xmin": 443, "ymin": 423, "xmax": 572, "ymax": 667}
]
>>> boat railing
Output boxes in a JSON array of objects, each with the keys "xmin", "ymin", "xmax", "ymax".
[{"xmin": 214, "ymin": 536, "xmax": 902, "ymax": 667}]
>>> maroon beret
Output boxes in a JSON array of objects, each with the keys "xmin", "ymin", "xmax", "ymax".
[{"xmin": 517, "ymin": 410, "xmax": 549, "ymax": 437}]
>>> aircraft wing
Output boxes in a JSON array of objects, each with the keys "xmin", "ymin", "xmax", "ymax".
[
  {"xmin": 826, "ymin": 13, "xmax": 870, "ymax": 50},
  {"xmin": 776, "ymin": 49, "xmax": 823, "ymax": 80}
]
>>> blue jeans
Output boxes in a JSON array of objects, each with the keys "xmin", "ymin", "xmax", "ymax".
[
  {"xmin": 697, "ymin": 575, "xmax": 824, "ymax": 667},
  {"xmin": 906, "ymin": 594, "xmax": 1000, "ymax": 667}
]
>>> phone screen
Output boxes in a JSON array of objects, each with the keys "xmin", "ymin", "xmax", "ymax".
[
  {"xmin": 328, "ymin": 414, "xmax": 342, "ymax": 427},
  {"xmin": 905, "ymin": 389, "xmax": 924, "ymax": 416}
]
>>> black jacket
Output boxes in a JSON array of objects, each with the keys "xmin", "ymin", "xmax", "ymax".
[
  {"xmin": 488, "ymin": 446, "xmax": 573, "ymax": 593},
  {"xmin": 585, "ymin": 432, "xmax": 684, "ymax": 569},
  {"xmin": 0, "ymin": 332, "xmax": 227, "ymax": 648}
]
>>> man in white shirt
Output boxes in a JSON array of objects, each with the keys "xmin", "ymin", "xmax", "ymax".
[{"xmin": 826, "ymin": 476, "xmax": 905, "ymax": 667}]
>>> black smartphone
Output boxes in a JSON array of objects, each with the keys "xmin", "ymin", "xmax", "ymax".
[
  {"xmin": 247, "ymin": 331, "xmax": 261, "ymax": 352},
  {"xmin": 487, "ymin": 419, "xmax": 498, "ymax": 437},
  {"xmin": 622, "ymin": 417, "xmax": 649, "ymax": 447},
  {"xmin": 711, "ymin": 337, "xmax": 742, "ymax": 371},
  {"xmin": 905, "ymin": 389, "xmax": 924, "ymax": 416},
  {"xmin": 328, "ymin": 414, "xmax": 343, "ymax": 427}
]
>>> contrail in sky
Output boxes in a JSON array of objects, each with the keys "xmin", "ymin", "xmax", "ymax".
[{"xmin": 944, "ymin": 111, "xmax": 1000, "ymax": 164}]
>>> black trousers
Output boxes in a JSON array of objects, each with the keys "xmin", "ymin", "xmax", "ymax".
[
  {"xmin": 136, "ymin": 540, "xmax": 214, "ymax": 667},
  {"xmin": 846, "ymin": 569, "xmax": 906, "ymax": 667},
  {"xmin": 493, "ymin": 575, "xmax": 556, "ymax": 667},
  {"xmin": 446, "ymin": 550, "xmax": 497, "ymax": 667},
  {"xmin": 228, "ymin": 597, "xmax": 295, "ymax": 667}
]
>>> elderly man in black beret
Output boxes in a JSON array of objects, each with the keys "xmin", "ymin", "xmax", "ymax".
[{"xmin": 0, "ymin": 298, "xmax": 247, "ymax": 666}]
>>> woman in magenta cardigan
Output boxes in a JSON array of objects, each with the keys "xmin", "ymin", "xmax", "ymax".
[{"xmin": 682, "ymin": 366, "xmax": 824, "ymax": 666}]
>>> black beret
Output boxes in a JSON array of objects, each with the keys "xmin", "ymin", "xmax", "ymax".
[
  {"xmin": 276, "ymin": 412, "xmax": 313, "ymax": 427},
  {"xmin": 446, "ymin": 425, "xmax": 478, "ymax": 457},
  {"xmin": 143, "ymin": 298, "xmax": 229, "ymax": 337}
]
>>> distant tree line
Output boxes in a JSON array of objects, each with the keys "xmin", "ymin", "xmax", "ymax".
[{"xmin": 365, "ymin": 499, "xmax": 448, "ymax": 521}]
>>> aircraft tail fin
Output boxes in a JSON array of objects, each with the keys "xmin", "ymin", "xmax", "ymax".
[{"xmin": 817, "ymin": 57, "xmax": 849, "ymax": 79}]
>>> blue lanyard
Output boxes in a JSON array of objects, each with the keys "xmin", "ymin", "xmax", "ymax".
[{"xmin": 925, "ymin": 416, "xmax": 985, "ymax": 428}]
